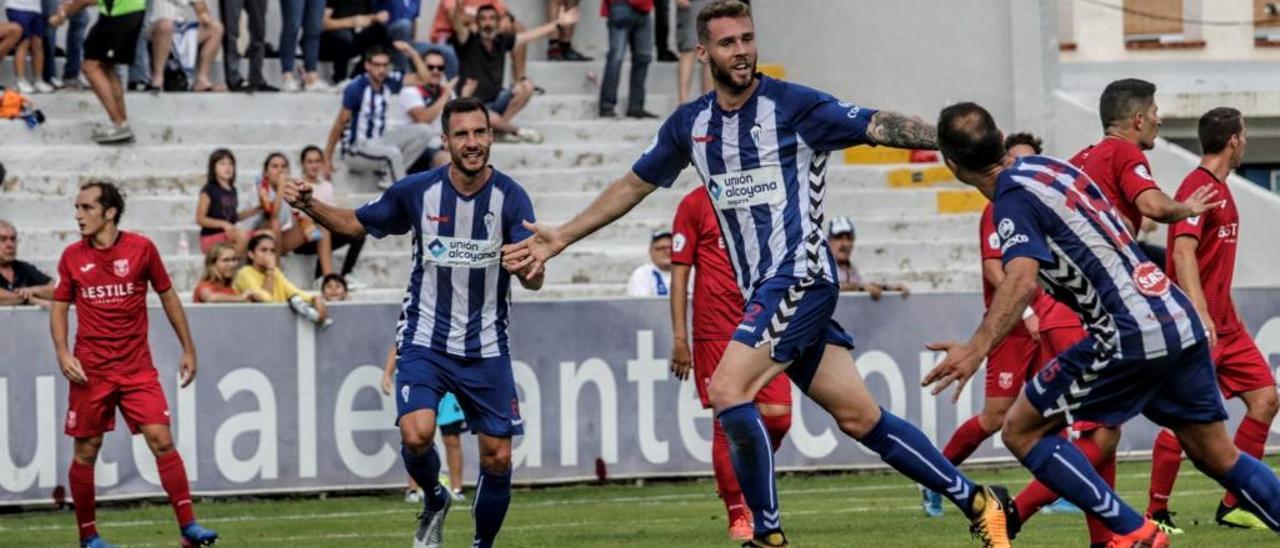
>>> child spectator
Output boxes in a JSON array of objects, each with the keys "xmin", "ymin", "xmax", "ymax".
[
  {"xmin": 257, "ymin": 152, "xmax": 323, "ymax": 255},
  {"xmin": 319, "ymin": 273, "xmax": 348, "ymax": 301},
  {"xmin": 233, "ymin": 233, "xmax": 331, "ymax": 326},
  {"xmin": 196, "ymin": 149, "xmax": 259, "ymax": 254},
  {"xmin": 298, "ymin": 146, "xmax": 366, "ymax": 286},
  {"xmin": 193, "ymin": 242, "xmax": 260, "ymax": 302},
  {"xmin": 7, "ymin": 0, "xmax": 54, "ymax": 93}
]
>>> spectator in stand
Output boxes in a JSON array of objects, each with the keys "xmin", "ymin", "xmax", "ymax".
[
  {"xmin": 233, "ymin": 233, "xmax": 332, "ymax": 325},
  {"xmin": 7, "ymin": 0, "xmax": 54, "ymax": 93},
  {"xmin": 599, "ymin": 0, "xmax": 656, "ymax": 119},
  {"xmin": 653, "ymin": 0, "xmax": 676, "ymax": 62},
  {"xmin": 320, "ymin": 0, "xmax": 390, "ymax": 84},
  {"xmin": 192, "ymin": 242, "xmax": 261, "ymax": 302},
  {"xmin": 323, "ymin": 43, "xmax": 433, "ymax": 189},
  {"xmin": 145, "ymin": 0, "xmax": 225, "ymax": 91},
  {"xmin": 674, "ymin": 0, "xmax": 706, "ymax": 104},
  {"xmin": 451, "ymin": 3, "xmax": 575, "ymax": 143},
  {"xmin": 49, "ymin": 0, "xmax": 147, "ymax": 143},
  {"xmin": 428, "ymin": 0, "xmax": 525, "ymax": 80},
  {"xmin": 256, "ymin": 152, "xmax": 323, "ymax": 255},
  {"xmin": 627, "ymin": 230, "xmax": 673, "ymax": 297},
  {"xmin": 196, "ymin": 148, "xmax": 260, "ymax": 254},
  {"xmin": 379, "ymin": 0, "xmax": 457, "ymax": 79},
  {"xmin": 220, "ymin": 0, "xmax": 276, "ymax": 91},
  {"xmin": 1004, "ymin": 132, "xmax": 1042, "ymax": 157},
  {"xmin": 298, "ymin": 146, "xmax": 367, "ymax": 285},
  {"xmin": 279, "ymin": 0, "xmax": 328, "ymax": 92},
  {"xmin": 319, "ymin": 273, "xmax": 348, "ymax": 301},
  {"xmin": 0, "ymin": 22, "xmax": 21, "ymax": 67},
  {"xmin": 829, "ymin": 216, "xmax": 910, "ymax": 299},
  {"xmin": 0, "ymin": 219, "xmax": 55, "ymax": 306},
  {"xmin": 546, "ymin": 0, "xmax": 590, "ymax": 60},
  {"xmin": 397, "ymin": 50, "xmax": 454, "ymax": 172},
  {"xmin": 41, "ymin": 0, "xmax": 88, "ymax": 89}
]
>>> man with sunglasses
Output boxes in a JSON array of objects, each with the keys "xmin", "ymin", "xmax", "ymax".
[{"xmin": 397, "ymin": 49, "xmax": 455, "ymax": 172}]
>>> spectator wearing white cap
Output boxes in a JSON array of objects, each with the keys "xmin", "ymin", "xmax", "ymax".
[
  {"xmin": 829, "ymin": 216, "xmax": 909, "ymax": 300},
  {"xmin": 627, "ymin": 229, "xmax": 673, "ymax": 297}
]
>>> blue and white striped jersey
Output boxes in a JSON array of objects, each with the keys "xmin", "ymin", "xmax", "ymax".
[
  {"xmin": 632, "ymin": 75, "xmax": 878, "ymax": 298},
  {"xmin": 995, "ymin": 155, "xmax": 1206, "ymax": 361},
  {"xmin": 340, "ymin": 71, "xmax": 405, "ymax": 154},
  {"xmin": 355, "ymin": 166, "xmax": 537, "ymax": 358}
]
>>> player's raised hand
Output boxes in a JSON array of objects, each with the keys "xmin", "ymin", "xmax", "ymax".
[
  {"xmin": 281, "ymin": 178, "xmax": 312, "ymax": 208},
  {"xmin": 670, "ymin": 337, "xmax": 693, "ymax": 381},
  {"xmin": 57, "ymin": 352, "xmax": 87, "ymax": 385},
  {"xmin": 922, "ymin": 341, "xmax": 984, "ymax": 403},
  {"xmin": 179, "ymin": 349, "xmax": 198, "ymax": 388},
  {"xmin": 1184, "ymin": 184, "xmax": 1226, "ymax": 216}
]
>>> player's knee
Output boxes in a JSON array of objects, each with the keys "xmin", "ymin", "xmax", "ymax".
[
  {"xmin": 401, "ymin": 429, "xmax": 435, "ymax": 454},
  {"xmin": 999, "ymin": 422, "xmax": 1037, "ymax": 457},
  {"xmin": 978, "ymin": 406, "xmax": 1009, "ymax": 433},
  {"xmin": 706, "ymin": 380, "xmax": 744, "ymax": 412},
  {"xmin": 74, "ymin": 438, "xmax": 103, "ymax": 464},
  {"xmin": 1249, "ymin": 388, "xmax": 1279, "ymax": 421},
  {"xmin": 836, "ymin": 410, "xmax": 879, "ymax": 440},
  {"xmin": 479, "ymin": 444, "xmax": 512, "ymax": 475},
  {"xmin": 144, "ymin": 430, "xmax": 175, "ymax": 455}
]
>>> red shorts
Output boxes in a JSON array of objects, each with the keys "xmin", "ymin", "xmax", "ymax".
[
  {"xmin": 199, "ymin": 231, "xmax": 230, "ymax": 254},
  {"xmin": 1213, "ymin": 329, "xmax": 1276, "ymax": 398},
  {"xmin": 1038, "ymin": 325, "xmax": 1088, "ymax": 371},
  {"xmin": 985, "ymin": 327, "xmax": 1037, "ymax": 399},
  {"xmin": 65, "ymin": 367, "xmax": 171, "ymax": 438},
  {"xmin": 693, "ymin": 339, "xmax": 793, "ymax": 409}
]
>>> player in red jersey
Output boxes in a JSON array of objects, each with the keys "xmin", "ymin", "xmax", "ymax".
[
  {"xmin": 1144, "ymin": 108, "xmax": 1278, "ymax": 531},
  {"xmin": 669, "ymin": 185, "xmax": 792, "ymax": 541},
  {"xmin": 50, "ymin": 183, "xmax": 218, "ymax": 548}
]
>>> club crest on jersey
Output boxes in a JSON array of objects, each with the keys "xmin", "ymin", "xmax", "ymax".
[
  {"xmin": 750, "ymin": 124, "xmax": 763, "ymax": 145},
  {"xmin": 484, "ymin": 212, "xmax": 496, "ymax": 236},
  {"xmin": 998, "ymin": 372, "xmax": 1014, "ymax": 390},
  {"xmin": 1186, "ymin": 215, "xmax": 1200, "ymax": 226},
  {"xmin": 987, "ymin": 232, "xmax": 1001, "ymax": 250},
  {"xmin": 1132, "ymin": 261, "xmax": 1170, "ymax": 297},
  {"xmin": 112, "ymin": 258, "xmax": 130, "ymax": 277},
  {"xmin": 1134, "ymin": 164, "xmax": 1154, "ymax": 181},
  {"xmin": 401, "ymin": 384, "xmax": 410, "ymax": 403},
  {"xmin": 672, "ymin": 233, "xmax": 686, "ymax": 253}
]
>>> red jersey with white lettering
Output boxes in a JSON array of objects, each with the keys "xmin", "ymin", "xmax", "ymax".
[
  {"xmin": 979, "ymin": 204, "xmax": 1079, "ymax": 330},
  {"xmin": 54, "ymin": 231, "xmax": 172, "ymax": 374},
  {"xmin": 672, "ymin": 186, "xmax": 744, "ymax": 341},
  {"xmin": 1166, "ymin": 167, "xmax": 1242, "ymax": 335},
  {"xmin": 1068, "ymin": 137, "xmax": 1159, "ymax": 232}
]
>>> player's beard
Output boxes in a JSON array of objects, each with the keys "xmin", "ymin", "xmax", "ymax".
[
  {"xmin": 709, "ymin": 55, "xmax": 756, "ymax": 95},
  {"xmin": 451, "ymin": 146, "xmax": 490, "ymax": 178}
]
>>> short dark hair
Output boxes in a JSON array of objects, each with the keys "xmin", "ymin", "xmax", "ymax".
[
  {"xmin": 363, "ymin": 45, "xmax": 391, "ymax": 63},
  {"xmin": 321, "ymin": 273, "xmax": 348, "ymax": 291},
  {"xmin": 262, "ymin": 151, "xmax": 288, "ymax": 178},
  {"xmin": 247, "ymin": 233, "xmax": 275, "ymax": 253},
  {"xmin": 1197, "ymin": 107, "xmax": 1243, "ymax": 155},
  {"xmin": 1003, "ymin": 132, "xmax": 1043, "ymax": 154},
  {"xmin": 475, "ymin": 4, "xmax": 499, "ymax": 17},
  {"xmin": 441, "ymin": 97, "xmax": 490, "ymax": 135},
  {"xmin": 937, "ymin": 102, "xmax": 1006, "ymax": 172},
  {"xmin": 1099, "ymin": 78, "xmax": 1156, "ymax": 130},
  {"xmin": 81, "ymin": 181, "xmax": 126, "ymax": 224},
  {"xmin": 300, "ymin": 144, "xmax": 323, "ymax": 164},
  {"xmin": 697, "ymin": 0, "xmax": 752, "ymax": 44}
]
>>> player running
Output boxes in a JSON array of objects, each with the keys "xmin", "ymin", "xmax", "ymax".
[
  {"xmin": 927, "ymin": 102, "xmax": 1280, "ymax": 548},
  {"xmin": 283, "ymin": 97, "xmax": 542, "ymax": 548},
  {"xmin": 50, "ymin": 182, "xmax": 218, "ymax": 548},
  {"xmin": 669, "ymin": 185, "xmax": 793, "ymax": 541},
  {"xmin": 1143, "ymin": 107, "xmax": 1278, "ymax": 532},
  {"xmin": 504, "ymin": 2, "xmax": 1014, "ymax": 546}
]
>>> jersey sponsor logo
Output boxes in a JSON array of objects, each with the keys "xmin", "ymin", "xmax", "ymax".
[
  {"xmin": 997, "ymin": 218, "xmax": 1029, "ymax": 252},
  {"xmin": 672, "ymin": 233, "xmax": 687, "ymax": 253},
  {"xmin": 80, "ymin": 282, "xmax": 137, "ymax": 300},
  {"xmin": 1132, "ymin": 261, "xmax": 1171, "ymax": 297},
  {"xmin": 428, "ymin": 214, "xmax": 451, "ymax": 223},
  {"xmin": 707, "ymin": 166, "xmax": 786, "ymax": 210},
  {"xmin": 423, "ymin": 235, "xmax": 501, "ymax": 267},
  {"xmin": 112, "ymin": 258, "xmax": 130, "ymax": 277},
  {"xmin": 1134, "ymin": 164, "xmax": 1154, "ymax": 181},
  {"xmin": 1218, "ymin": 223, "xmax": 1238, "ymax": 240},
  {"xmin": 79, "ymin": 263, "xmax": 96, "ymax": 273},
  {"xmin": 838, "ymin": 101, "xmax": 861, "ymax": 119}
]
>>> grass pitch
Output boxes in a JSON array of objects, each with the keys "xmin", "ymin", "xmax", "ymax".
[{"xmin": 1, "ymin": 461, "xmax": 1275, "ymax": 547}]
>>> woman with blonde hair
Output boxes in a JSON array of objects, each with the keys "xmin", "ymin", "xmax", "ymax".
[{"xmin": 193, "ymin": 242, "xmax": 261, "ymax": 303}]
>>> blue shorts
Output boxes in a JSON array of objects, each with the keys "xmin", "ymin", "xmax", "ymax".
[
  {"xmin": 485, "ymin": 88, "xmax": 514, "ymax": 115},
  {"xmin": 5, "ymin": 9, "xmax": 45, "ymax": 39},
  {"xmin": 395, "ymin": 345, "xmax": 523, "ymax": 438},
  {"xmin": 731, "ymin": 277, "xmax": 855, "ymax": 392},
  {"xmin": 1025, "ymin": 338, "xmax": 1228, "ymax": 428}
]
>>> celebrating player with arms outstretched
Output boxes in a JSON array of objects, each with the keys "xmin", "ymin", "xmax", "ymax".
[
  {"xmin": 51, "ymin": 182, "xmax": 218, "ymax": 548},
  {"xmin": 284, "ymin": 97, "xmax": 542, "ymax": 548},
  {"xmin": 927, "ymin": 102, "xmax": 1280, "ymax": 548},
  {"xmin": 504, "ymin": 2, "xmax": 1013, "ymax": 546}
]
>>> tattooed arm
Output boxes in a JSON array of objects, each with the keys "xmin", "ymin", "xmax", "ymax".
[{"xmin": 866, "ymin": 111, "xmax": 938, "ymax": 150}]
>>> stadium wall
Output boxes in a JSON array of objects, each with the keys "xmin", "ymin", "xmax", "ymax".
[{"xmin": 4, "ymin": 292, "xmax": 1280, "ymax": 506}]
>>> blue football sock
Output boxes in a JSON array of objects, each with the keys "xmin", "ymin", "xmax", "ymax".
[
  {"xmin": 1021, "ymin": 434, "xmax": 1144, "ymax": 534},
  {"xmin": 1219, "ymin": 453, "xmax": 1280, "ymax": 531},
  {"xmin": 858, "ymin": 408, "xmax": 977, "ymax": 515},
  {"xmin": 473, "ymin": 469, "xmax": 512, "ymax": 548},
  {"xmin": 401, "ymin": 444, "xmax": 448, "ymax": 512},
  {"xmin": 717, "ymin": 402, "xmax": 779, "ymax": 534}
]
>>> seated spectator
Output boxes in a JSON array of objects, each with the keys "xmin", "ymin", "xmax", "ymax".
[
  {"xmin": 627, "ymin": 230, "xmax": 673, "ymax": 297},
  {"xmin": 221, "ymin": 0, "xmax": 275, "ymax": 91},
  {"xmin": 320, "ymin": 0, "xmax": 390, "ymax": 84},
  {"xmin": 256, "ymin": 151, "xmax": 323, "ymax": 254},
  {"xmin": 599, "ymin": 0, "xmax": 656, "ymax": 119},
  {"xmin": 545, "ymin": 0, "xmax": 590, "ymax": 61},
  {"xmin": 380, "ymin": 0, "xmax": 460, "ymax": 79},
  {"xmin": 829, "ymin": 216, "xmax": 909, "ymax": 299},
  {"xmin": 279, "ymin": 0, "xmax": 328, "ymax": 92},
  {"xmin": 193, "ymin": 242, "xmax": 261, "ymax": 302},
  {"xmin": 319, "ymin": 273, "xmax": 348, "ymax": 301},
  {"xmin": 196, "ymin": 149, "xmax": 260, "ymax": 254},
  {"xmin": 144, "ymin": 0, "xmax": 225, "ymax": 91},
  {"xmin": 428, "ymin": 0, "xmax": 526, "ymax": 80},
  {"xmin": 6, "ymin": 0, "xmax": 54, "ymax": 93},
  {"xmin": 323, "ymin": 44, "xmax": 433, "ymax": 188},
  {"xmin": 0, "ymin": 22, "xmax": 20, "ymax": 69},
  {"xmin": 297, "ymin": 145, "xmax": 367, "ymax": 285},
  {"xmin": 233, "ymin": 233, "xmax": 331, "ymax": 325},
  {"xmin": 397, "ymin": 51, "xmax": 454, "ymax": 172},
  {"xmin": 450, "ymin": 3, "xmax": 579, "ymax": 143},
  {"xmin": 0, "ymin": 219, "xmax": 55, "ymax": 306}
]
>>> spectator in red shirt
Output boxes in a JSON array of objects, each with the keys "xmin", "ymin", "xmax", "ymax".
[{"xmin": 192, "ymin": 242, "xmax": 260, "ymax": 303}]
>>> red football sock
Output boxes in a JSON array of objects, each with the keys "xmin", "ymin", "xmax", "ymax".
[
  {"xmin": 69, "ymin": 460, "xmax": 98, "ymax": 541},
  {"xmin": 712, "ymin": 421, "xmax": 746, "ymax": 517},
  {"xmin": 761, "ymin": 412, "xmax": 792, "ymax": 453},
  {"xmin": 1223, "ymin": 416, "xmax": 1270, "ymax": 508},
  {"xmin": 943, "ymin": 416, "xmax": 996, "ymax": 465},
  {"xmin": 1146, "ymin": 429, "xmax": 1183, "ymax": 515},
  {"xmin": 156, "ymin": 451, "xmax": 196, "ymax": 527},
  {"xmin": 1086, "ymin": 451, "xmax": 1117, "ymax": 544},
  {"xmin": 1014, "ymin": 436, "xmax": 1107, "ymax": 521}
]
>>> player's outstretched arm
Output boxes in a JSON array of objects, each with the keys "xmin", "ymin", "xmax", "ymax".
[
  {"xmin": 158, "ymin": 288, "xmax": 199, "ymax": 387},
  {"xmin": 1135, "ymin": 184, "xmax": 1225, "ymax": 223},
  {"xmin": 502, "ymin": 171, "xmax": 658, "ymax": 274},
  {"xmin": 283, "ymin": 179, "xmax": 368, "ymax": 239},
  {"xmin": 923, "ymin": 256, "xmax": 1039, "ymax": 402},
  {"xmin": 865, "ymin": 111, "xmax": 938, "ymax": 150}
]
